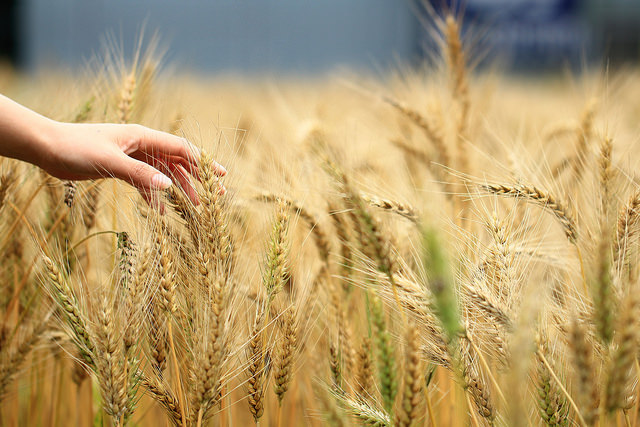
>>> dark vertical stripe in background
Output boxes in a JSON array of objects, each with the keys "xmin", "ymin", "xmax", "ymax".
[{"xmin": 0, "ymin": 0, "xmax": 17, "ymax": 63}]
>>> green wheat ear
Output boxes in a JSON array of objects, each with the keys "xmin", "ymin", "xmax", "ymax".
[{"xmin": 421, "ymin": 226, "xmax": 461, "ymax": 342}]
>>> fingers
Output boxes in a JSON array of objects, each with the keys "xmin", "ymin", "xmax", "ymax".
[
  {"xmin": 132, "ymin": 126, "xmax": 227, "ymax": 178},
  {"xmin": 110, "ymin": 155, "xmax": 171, "ymax": 212},
  {"xmin": 136, "ymin": 127, "xmax": 199, "ymax": 165},
  {"xmin": 153, "ymin": 160, "xmax": 200, "ymax": 206},
  {"xmin": 152, "ymin": 154, "xmax": 202, "ymax": 181},
  {"xmin": 137, "ymin": 154, "xmax": 200, "ymax": 205},
  {"xmin": 113, "ymin": 154, "xmax": 201, "ymax": 211},
  {"xmin": 113, "ymin": 125, "xmax": 229, "ymax": 210},
  {"xmin": 111, "ymin": 153, "xmax": 173, "ymax": 192}
]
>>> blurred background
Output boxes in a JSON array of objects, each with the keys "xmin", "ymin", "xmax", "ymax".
[{"xmin": 1, "ymin": 0, "xmax": 639, "ymax": 75}]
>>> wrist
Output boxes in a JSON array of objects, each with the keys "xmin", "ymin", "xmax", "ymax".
[
  {"xmin": 0, "ymin": 95, "xmax": 65, "ymax": 169},
  {"xmin": 30, "ymin": 118, "xmax": 64, "ymax": 171}
]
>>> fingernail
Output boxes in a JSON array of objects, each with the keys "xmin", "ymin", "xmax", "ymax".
[
  {"xmin": 152, "ymin": 173, "xmax": 173, "ymax": 190},
  {"xmin": 214, "ymin": 162, "xmax": 227, "ymax": 175}
]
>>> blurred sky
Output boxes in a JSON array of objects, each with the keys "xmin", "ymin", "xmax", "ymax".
[{"xmin": 1, "ymin": 0, "xmax": 639, "ymax": 75}]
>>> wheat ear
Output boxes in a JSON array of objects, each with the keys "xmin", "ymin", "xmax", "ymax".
[
  {"xmin": 535, "ymin": 341, "xmax": 570, "ymax": 426},
  {"xmin": 43, "ymin": 256, "xmax": 94, "ymax": 363},
  {"xmin": 256, "ymin": 192, "xmax": 330, "ymax": 264},
  {"xmin": 604, "ymin": 290, "xmax": 639, "ymax": 413},
  {"xmin": 274, "ymin": 305, "xmax": 298, "ymax": 405},
  {"xmin": 93, "ymin": 296, "xmax": 128, "ymax": 424},
  {"xmin": 117, "ymin": 71, "xmax": 136, "ymax": 124},
  {"xmin": 614, "ymin": 191, "xmax": 640, "ymax": 269},
  {"xmin": 0, "ymin": 320, "xmax": 46, "ymax": 398},
  {"xmin": 359, "ymin": 192, "xmax": 419, "ymax": 224},
  {"xmin": 383, "ymin": 96, "xmax": 450, "ymax": 169},
  {"xmin": 247, "ymin": 307, "xmax": 269, "ymax": 422},
  {"xmin": 141, "ymin": 373, "xmax": 183, "ymax": 426},
  {"xmin": 569, "ymin": 318, "xmax": 598, "ymax": 426},
  {"xmin": 330, "ymin": 387, "xmax": 391, "ymax": 426},
  {"xmin": 481, "ymin": 183, "xmax": 577, "ymax": 243},
  {"xmin": 355, "ymin": 337, "xmax": 374, "ymax": 398},
  {"xmin": 396, "ymin": 323, "xmax": 424, "ymax": 427}
]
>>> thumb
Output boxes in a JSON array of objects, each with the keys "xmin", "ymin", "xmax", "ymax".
[{"xmin": 111, "ymin": 154, "xmax": 173, "ymax": 192}]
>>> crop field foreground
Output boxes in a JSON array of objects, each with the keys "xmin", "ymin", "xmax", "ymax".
[{"xmin": 2, "ymin": 17, "xmax": 640, "ymax": 427}]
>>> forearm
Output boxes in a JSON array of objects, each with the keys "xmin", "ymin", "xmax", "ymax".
[
  {"xmin": 0, "ymin": 94, "xmax": 217, "ymax": 208},
  {"xmin": 0, "ymin": 94, "xmax": 57, "ymax": 168}
]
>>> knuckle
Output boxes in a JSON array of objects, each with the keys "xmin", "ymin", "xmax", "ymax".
[
  {"xmin": 127, "ymin": 124, "xmax": 146, "ymax": 141},
  {"xmin": 119, "ymin": 125, "xmax": 148, "ymax": 153},
  {"xmin": 131, "ymin": 162, "xmax": 149, "ymax": 180},
  {"xmin": 129, "ymin": 123, "xmax": 145, "ymax": 134}
]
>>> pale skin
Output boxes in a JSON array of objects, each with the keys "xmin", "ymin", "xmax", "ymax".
[{"xmin": 0, "ymin": 94, "xmax": 226, "ymax": 207}]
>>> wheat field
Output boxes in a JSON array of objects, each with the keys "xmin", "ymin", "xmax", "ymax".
[{"xmin": 2, "ymin": 14, "xmax": 640, "ymax": 427}]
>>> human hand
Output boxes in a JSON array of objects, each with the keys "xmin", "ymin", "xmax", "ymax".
[{"xmin": 37, "ymin": 122, "xmax": 226, "ymax": 207}]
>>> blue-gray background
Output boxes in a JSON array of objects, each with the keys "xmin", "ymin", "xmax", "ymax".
[
  {"xmin": 3, "ymin": 0, "xmax": 640, "ymax": 74},
  {"xmin": 18, "ymin": 0, "xmax": 421, "ymax": 74}
]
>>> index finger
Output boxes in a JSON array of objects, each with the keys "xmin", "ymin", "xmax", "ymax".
[{"xmin": 137, "ymin": 126, "xmax": 201, "ymax": 166}]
